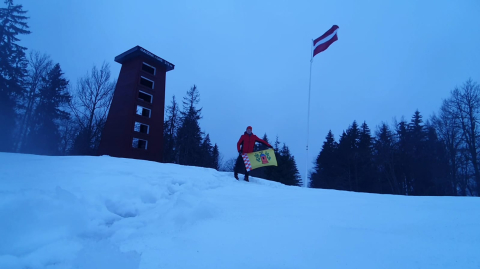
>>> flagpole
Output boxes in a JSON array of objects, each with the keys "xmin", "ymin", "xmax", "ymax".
[
  {"xmin": 304, "ymin": 25, "xmax": 338, "ymax": 188},
  {"xmin": 305, "ymin": 40, "xmax": 313, "ymax": 188}
]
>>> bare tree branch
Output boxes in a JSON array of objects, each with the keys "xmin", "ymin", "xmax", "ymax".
[{"xmin": 69, "ymin": 61, "xmax": 116, "ymax": 155}]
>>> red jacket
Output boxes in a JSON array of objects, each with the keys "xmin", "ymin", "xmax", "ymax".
[{"xmin": 237, "ymin": 133, "xmax": 272, "ymax": 153}]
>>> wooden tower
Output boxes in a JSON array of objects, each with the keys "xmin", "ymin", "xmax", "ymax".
[{"xmin": 98, "ymin": 46, "xmax": 174, "ymax": 162}]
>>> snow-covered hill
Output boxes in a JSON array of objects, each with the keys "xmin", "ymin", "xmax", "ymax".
[{"xmin": 0, "ymin": 152, "xmax": 479, "ymax": 269}]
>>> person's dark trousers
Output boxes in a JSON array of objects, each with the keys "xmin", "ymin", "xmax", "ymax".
[{"xmin": 234, "ymin": 153, "xmax": 249, "ymax": 181}]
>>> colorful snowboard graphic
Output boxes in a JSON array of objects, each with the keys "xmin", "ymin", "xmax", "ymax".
[{"xmin": 242, "ymin": 148, "xmax": 278, "ymax": 172}]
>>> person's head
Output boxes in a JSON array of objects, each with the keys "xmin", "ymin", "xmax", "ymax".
[{"xmin": 246, "ymin": 126, "xmax": 252, "ymax": 134}]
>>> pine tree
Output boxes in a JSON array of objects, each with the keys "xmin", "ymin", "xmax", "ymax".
[
  {"xmin": 261, "ymin": 136, "xmax": 301, "ymax": 186},
  {"xmin": 200, "ymin": 133, "xmax": 213, "ymax": 168},
  {"xmin": 347, "ymin": 121, "xmax": 361, "ymax": 191},
  {"xmin": 336, "ymin": 130, "xmax": 350, "ymax": 190},
  {"xmin": 408, "ymin": 110, "xmax": 429, "ymax": 195},
  {"xmin": 163, "ymin": 95, "xmax": 180, "ymax": 163},
  {"xmin": 275, "ymin": 144, "xmax": 302, "ymax": 186},
  {"xmin": 212, "ymin": 143, "xmax": 220, "ymax": 170},
  {"xmin": 395, "ymin": 119, "xmax": 411, "ymax": 195},
  {"xmin": 0, "ymin": 0, "xmax": 30, "ymax": 151},
  {"xmin": 282, "ymin": 144, "xmax": 302, "ymax": 186},
  {"xmin": 310, "ymin": 130, "xmax": 338, "ymax": 189},
  {"xmin": 176, "ymin": 85, "xmax": 203, "ymax": 166},
  {"xmin": 274, "ymin": 136, "xmax": 280, "ymax": 152},
  {"xmin": 24, "ymin": 63, "xmax": 70, "ymax": 155},
  {"xmin": 336, "ymin": 121, "xmax": 361, "ymax": 191},
  {"xmin": 374, "ymin": 123, "xmax": 400, "ymax": 194},
  {"xmin": 357, "ymin": 121, "xmax": 375, "ymax": 192}
]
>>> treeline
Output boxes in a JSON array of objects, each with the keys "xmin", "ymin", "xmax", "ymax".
[
  {"xmin": 310, "ymin": 79, "xmax": 480, "ymax": 196},
  {"xmin": 0, "ymin": 1, "xmax": 117, "ymax": 156},
  {"xmin": 161, "ymin": 84, "xmax": 303, "ymax": 187},
  {"xmin": 162, "ymin": 85, "xmax": 220, "ymax": 170}
]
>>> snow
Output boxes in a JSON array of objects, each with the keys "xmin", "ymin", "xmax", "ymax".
[{"xmin": 0, "ymin": 152, "xmax": 479, "ymax": 269}]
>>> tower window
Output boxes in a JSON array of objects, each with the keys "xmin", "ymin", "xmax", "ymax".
[
  {"xmin": 138, "ymin": 90, "xmax": 153, "ymax": 103},
  {"xmin": 140, "ymin": 76, "xmax": 154, "ymax": 89},
  {"xmin": 134, "ymin": 122, "xmax": 149, "ymax": 134},
  {"xmin": 132, "ymin": 138, "xmax": 148, "ymax": 150},
  {"xmin": 136, "ymin": 105, "xmax": 151, "ymax": 118},
  {"xmin": 142, "ymin": 62, "xmax": 156, "ymax": 75}
]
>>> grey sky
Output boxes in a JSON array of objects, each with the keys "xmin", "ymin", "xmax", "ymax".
[{"xmin": 19, "ymin": 0, "xmax": 480, "ymax": 182}]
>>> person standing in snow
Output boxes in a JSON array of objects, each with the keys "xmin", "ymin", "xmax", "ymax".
[{"xmin": 234, "ymin": 126, "xmax": 273, "ymax": 181}]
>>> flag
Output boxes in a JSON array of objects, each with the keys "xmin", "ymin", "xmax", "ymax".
[
  {"xmin": 242, "ymin": 148, "xmax": 278, "ymax": 172},
  {"xmin": 313, "ymin": 25, "xmax": 339, "ymax": 57}
]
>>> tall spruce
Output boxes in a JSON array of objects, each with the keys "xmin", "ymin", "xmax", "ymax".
[
  {"xmin": 24, "ymin": 63, "xmax": 70, "ymax": 155},
  {"xmin": 310, "ymin": 130, "xmax": 338, "ymax": 189},
  {"xmin": 276, "ymin": 144, "xmax": 302, "ymax": 186},
  {"xmin": 0, "ymin": 0, "xmax": 30, "ymax": 151},
  {"xmin": 176, "ymin": 85, "xmax": 203, "ymax": 166},
  {"xmin": 373, "ymin": 123, "xmax": 399, "ymax": 194},
  {"xmin": 358, "ymin": 121, "xmax": 375, "ymax": 192},
  {"xmin": 336, "ymin": 121, "xmax": 361, "ymax": 191},
  {"xmin": 348, "ymin": 121, "xmax": 361, "ymax": 191},
  {"xmin": 407, "ymin": 110, "xmax": 429, "ymax": 195},
  {"xmin": 262, "ymin": 137, "xmax": 301, "ymax": 186},
  {"xmin": 336, "ymin": 130, "xmax": 350, "ymax": 190},
  {"xmin": 212, "ymin": 143, "xmax": 220, "ymax": 170},
  {"xmin": 395, "ymin": 119, "xmax": 411, "ymax": 194},
  {"xmin": 200, "ymin": 133, "xmax": 213, "ymax": 168},
  {"xmin": 163, "ymin": 95, "xmax": 180, "ymax": 163}
]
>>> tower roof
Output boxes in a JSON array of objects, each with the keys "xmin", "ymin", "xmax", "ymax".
[{"xmin": 114, "ymin": 46, "xmax": 175, "ymax": 71}]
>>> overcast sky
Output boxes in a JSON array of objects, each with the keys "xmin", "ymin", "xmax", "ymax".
[{"xmin": 18, "ymin": 0, "xmax": 480, "ymax": 183}]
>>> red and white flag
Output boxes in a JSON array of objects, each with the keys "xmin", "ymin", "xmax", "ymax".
[{"xmin": 313, "ymin": 25, "xmax": 339, "ymax": 57}]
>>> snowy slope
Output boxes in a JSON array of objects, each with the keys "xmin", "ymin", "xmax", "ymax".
[{"xmin": 0, "ymin": 152, "xmax": 479, "ymax": 269}]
